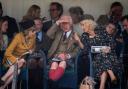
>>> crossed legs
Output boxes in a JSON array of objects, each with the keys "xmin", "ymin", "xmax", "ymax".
[
  {"xmin": 0, "ymin": 58, "xmax": 25, "ymax": 89},
  {"xmin": 99, "ymin": 70, "xmax": 116, "ymax": 89}
]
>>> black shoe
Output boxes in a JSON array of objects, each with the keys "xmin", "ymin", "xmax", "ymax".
[
  {"xmin": 111, "ymin": 79, "xmax": 117, "ymax": 85},
  {"xmin": 0, "ymin": 79, "xmax": 5, "ymax": 87}
]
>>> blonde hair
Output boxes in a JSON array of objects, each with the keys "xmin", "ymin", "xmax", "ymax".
[
  {"xmin": 22, "ymin": 5, "xmax": 40, "ymax": 21},
  {"xmin": 81, "ymin": 19, "xmax": 97, "ymax": 31}
]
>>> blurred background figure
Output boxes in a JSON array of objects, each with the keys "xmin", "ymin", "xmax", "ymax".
[
  {"xmin": 42, "ymin": 2, "xmax": 63, "ymax": 33},
  {"xmin": 0, "ymin": 16, "xmax": 8, "ymax": 87},
  {"xmin": 121, "ymin": 15, "xmax": 128, "ymax": 89},
  {"xmin": 69, "ymin": 6, "xmax": 84, "ymax": 36},
  {"xmin": 22, "ymin": 4, "xmax": 41, "ymax": 22},
  {"xmin": 0, "ymin": 2, "xmax": 3, "ymax": 17},
  {"xmin": 97, "ymin": 1, "xmax": 123, "ymax": 26}
]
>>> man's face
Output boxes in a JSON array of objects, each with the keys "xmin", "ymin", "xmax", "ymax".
[
  {"xmin": 122, "ymin": 19, "xmax": 128, "ymax": 31},
  {"xmin": 111, "ymin": 6, "xmax": 123, "ymax": 21},
  {"xmin": 49, "ymin": 5, "xmax": 60, "ymax": 20},
  {"xmin": 34, "ymin": 19, "xmax": 43, "ymax": 32},
  {"xmin": 60, "ymin": 22, "xmax": 72, "ymax": 32}
]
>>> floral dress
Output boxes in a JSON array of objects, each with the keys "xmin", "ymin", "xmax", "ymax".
[{"xmin": 81, "ymin": 30, "xmax": 122, "ymax": 79}]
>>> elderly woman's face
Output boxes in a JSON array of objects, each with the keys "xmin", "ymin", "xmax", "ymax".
[
  {"xmin": 60, "ymin": 22, "xmax": 72, "ymax": 32},
  {"xmin": 80, "ymin": 21, "xmax": 89, "ymax": 33}
]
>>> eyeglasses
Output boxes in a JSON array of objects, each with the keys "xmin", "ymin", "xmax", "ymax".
[{"xmin": 49, "ymin": 9, "xmax": 58, "ymax": 12}]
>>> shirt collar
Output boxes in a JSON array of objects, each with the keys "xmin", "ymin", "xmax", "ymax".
[{"xmin": 63, "ymin": 30, "xmax": 72, "ymax": 38}]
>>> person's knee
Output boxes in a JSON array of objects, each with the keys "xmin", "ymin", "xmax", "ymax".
[
  {"xmin": 59, "ymin": 61, "xmax": 66, "ymax": 69},
  {"xmin": 50, "ymin": 62, "xmax": 58, "ymax": 69},
  {"xmin": 49, "ymin": 67, "xmax": 65, "ymax": 81},
  {"xmin": 18, "ymin": 59, "xmax": 25, "ymax": 68}
]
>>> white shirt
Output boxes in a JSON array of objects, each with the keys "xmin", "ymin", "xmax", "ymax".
[{"xmin": 63, "ymin": 30, "xmax": 72, "ymax": 38}]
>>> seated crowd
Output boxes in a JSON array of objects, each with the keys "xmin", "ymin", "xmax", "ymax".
[{"xmin": 0, "ymin": 1, "xmax": 128, "ymax": 89}]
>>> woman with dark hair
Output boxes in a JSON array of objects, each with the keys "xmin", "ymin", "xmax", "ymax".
[
  {"xmin": 74, "ymin": 19, "xmax": 122, "ymax": 89},
  {"xmin": 0, "ymin": 16, "xmax": 8, "ymax": 87},
  {"xmin": 0, "ymin": 20, "xmax": 36, "ymax": 89},
  {"xmin": 0, "ymin": 16, "xmax": 8, "ymax": 57}
]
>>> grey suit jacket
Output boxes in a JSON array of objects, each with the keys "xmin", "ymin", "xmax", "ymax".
[{"xmin": 47, "ymin": 24, "xmax": 79, "ymax": 58}]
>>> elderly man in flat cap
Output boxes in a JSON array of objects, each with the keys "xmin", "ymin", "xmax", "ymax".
[{"xmin": 47, "ymin": 15, "xmax": 79, "ymax": 81}]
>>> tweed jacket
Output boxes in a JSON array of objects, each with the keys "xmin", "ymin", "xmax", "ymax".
[{"xmin": 47, "ymin": 24, "xmax": 79, "ymax": 59}]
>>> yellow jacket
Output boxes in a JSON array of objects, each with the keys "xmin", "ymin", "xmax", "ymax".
[{"xmin": 3, "ymin": 32, "xmax": 36, "ymax": 67}]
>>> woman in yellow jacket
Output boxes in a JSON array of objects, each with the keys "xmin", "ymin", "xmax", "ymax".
[{"xmin": 0, "ymin": 20, "xmax": 36, "ymax": 89}]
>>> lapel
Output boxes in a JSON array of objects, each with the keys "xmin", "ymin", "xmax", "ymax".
[
  {"xmin": 48, "ymin": 30, "xmax": 63, "ymax": 58},
  {"xmin": 66, "ymin": 31, "xmax": 75, "ymax": 52},
  {"xmin": 54, "ymin": 30, "xmax": 63, "ymax": 49}
]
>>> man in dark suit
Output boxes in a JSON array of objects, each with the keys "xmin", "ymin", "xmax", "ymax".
[
  {"xmin": 42, "ymin": 2, "xmax": 63, "ymax": 33},
  {"xmin": 27, "ymin": 18, "xmax": 52, "ymax": 89},
  {"xmin": 97, "ymin": 2, "xmax": 124, "ymax": 57},
  {"xmin": 121, "ymin": 15, "xmax": 128, "ymax": 89},
  {"xmin": 97, "ymin": 2, "xmax": 123, "ymax": 26},
  {"xmin": 47, "ymin": 15, "xmax": 79, "ymax": 81},
  {"xmin": 34, "ymin": 18, "xmax": 51, "ymax": 53}
]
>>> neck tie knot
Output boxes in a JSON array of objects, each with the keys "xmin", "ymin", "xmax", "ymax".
[{"xmin": 63, "ymin": 32, "xmax": 67, "ymax": 41}]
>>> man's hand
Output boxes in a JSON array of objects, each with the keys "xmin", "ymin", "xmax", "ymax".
[{"xmin": 56, "ymin": 19, "xmax": 65, "ymax": 26}]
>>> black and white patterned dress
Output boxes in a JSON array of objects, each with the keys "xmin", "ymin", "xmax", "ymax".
[{"xmin": 81, "ymin": 30, "xmax": 122, "ymax": 79}]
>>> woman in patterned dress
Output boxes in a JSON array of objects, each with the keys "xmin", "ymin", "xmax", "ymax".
[{"xmin": 74, "ymin": 19, "xmax": 122, "ymax": 89}]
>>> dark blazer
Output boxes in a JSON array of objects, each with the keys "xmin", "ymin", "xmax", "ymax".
[
  {"xmin": 35, "ymin": 31, "xmax": 52, "ymax": 54},
  {"xmin": 47, "ymin": 24, "xmax": 79, "ymax": 58},
  {"xmin": 42, "ymin": 20, "xmax": 52, "ymax": 33}
]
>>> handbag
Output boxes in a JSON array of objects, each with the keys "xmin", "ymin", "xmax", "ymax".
[{"xmin": 79, "ymin": 76, "xmax": 96, "ymax": 89}]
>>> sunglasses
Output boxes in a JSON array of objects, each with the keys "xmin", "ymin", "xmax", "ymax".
[{"xmin": 49, "ymin": 9, "xmax": 58, "ymax": 12}]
